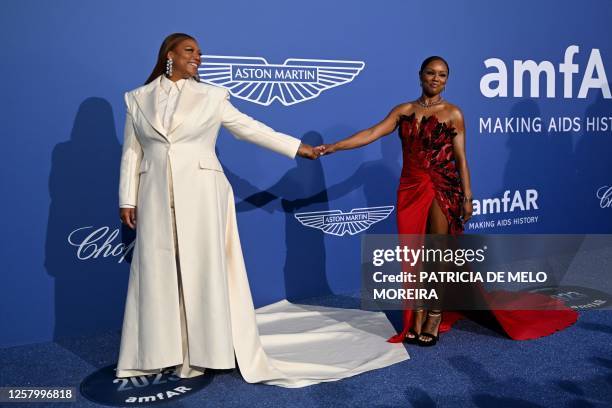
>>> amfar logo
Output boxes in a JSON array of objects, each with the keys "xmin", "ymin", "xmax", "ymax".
[
  {"xmin": 80, "ymin": 366, "xmax": 208, "ymax": 405},
  {"xmin": 467, "ymin": 189, "xmax": 540, "ymax": 230},
  {"xmin": 529, "ymin": 286, "xmax": 611, "ymax": 310},
  {"xmin": 294, "ymin": 206, "xmax": 394, "ymax": 236},
  {"xmin": 472, "ymin": 189, "xmax": 539, "ymax": 216},
  {"xmin": 597, "ymin": 185, "xmax": 612, "ymax": 208},
  {"xmin": 198, "ymin": 55, "xmax": 365, "ymax": 106},
  {"xmin": 480, "ymin": 45, "xmax": 611, "ymax": 99}
]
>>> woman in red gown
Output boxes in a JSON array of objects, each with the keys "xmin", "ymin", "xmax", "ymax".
[{"xmin": 317, "ymin": 56, "xmax": 577, "ymax": 345}]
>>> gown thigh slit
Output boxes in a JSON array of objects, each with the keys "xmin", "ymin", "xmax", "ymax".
[{"xmin": 426, "ymin": 196, "xmax": 450, "ymax": 235}]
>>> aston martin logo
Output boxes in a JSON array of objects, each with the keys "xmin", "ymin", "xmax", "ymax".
[
  {"xmin": 294, "ymin": 206, "xmax": 395, "ymax": 236},
  {"xmin": 198, "ymin": 55, "xmax": 365, "ymax": 106}
]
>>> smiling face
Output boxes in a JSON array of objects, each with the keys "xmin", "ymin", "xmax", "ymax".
[
  {"xmin": 167, "ymin": 38, "xmax": 202, "ymax": 80},
  {"xmin": 419, "ymin": 59, "xmax": 449, "ymax": 96}
]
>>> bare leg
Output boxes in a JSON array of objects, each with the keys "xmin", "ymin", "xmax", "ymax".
[
  {"xmin": 426, "ymin": 197, "xmax": 449, "ymax": 235},
  {"xmin": 405, "ymin": 308, "xmax": 426, "ymax": 341},
  {"xmin": 419, "ymin": 198, "xmax": 448, "ymax": 344}
]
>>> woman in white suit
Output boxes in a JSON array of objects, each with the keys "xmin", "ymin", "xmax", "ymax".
[{"xmin": 117, "ymin": 33, "xmax": 407, "ymax": 387}]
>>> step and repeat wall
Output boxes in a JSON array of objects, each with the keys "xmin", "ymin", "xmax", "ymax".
[{"xmin": 1, "ymin": 0, "xmax": 611, "ymax": 347}]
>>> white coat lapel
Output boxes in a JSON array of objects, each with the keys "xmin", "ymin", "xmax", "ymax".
[
  {"xmin": 133, "ymin": 77, "xmax": 168, "ymax": 140},
  {"xmin": 169, "ymin": 79, "xmax": 202, "ymax": 135}
]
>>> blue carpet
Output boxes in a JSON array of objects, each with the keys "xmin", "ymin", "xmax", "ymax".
[{"xmin": 1, "ymin": 295, "xmax": 611, "ymax": 407}]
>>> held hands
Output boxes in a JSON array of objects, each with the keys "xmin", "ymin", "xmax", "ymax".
[
  {"xmin": 314, "ymin": 143, "xmax": 337, "ymax": 156},
  {"xmin": 295, "ymin": 142, "xmax": 340, "ymax": 159},
  {"xmin": 297, "ymin": 143, "xmax": 321, "ymax": 160},
  {"xmin": 120, "ymin": 207, "xmax": 137, "ymax": 230}
]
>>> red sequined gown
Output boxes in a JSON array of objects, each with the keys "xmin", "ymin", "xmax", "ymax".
[{"xmin": 387, "ymin": 113, "xmax": 577, "ymax": 342}]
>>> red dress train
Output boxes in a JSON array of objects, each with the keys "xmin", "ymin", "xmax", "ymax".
[{"xmin": 387, "ymin": 113, "xmax": 577, "ymax": 343}]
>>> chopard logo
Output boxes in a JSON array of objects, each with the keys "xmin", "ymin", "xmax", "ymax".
[
  {"xmin": 597, "ymin": 185, "xmax": 612, "ymax": 208},
  {"xmin": 294, "ymin": 206, "xmax": 394, "ymax": 236},
  {"xmin": 68, "ymin": 226, "xmax": 134, "ymax": 263},
  {"xmin": 199, "ymin": 55, "xmax": 365, "ymax": 106}
]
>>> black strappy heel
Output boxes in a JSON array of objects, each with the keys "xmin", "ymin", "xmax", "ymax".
[
  {"xmin": 404, "ymin": 308, "xmax": 425, "ymax": 344},
  {"xmin": 417, "ymin": 311, "xmax": 442, "ymax": 347}
]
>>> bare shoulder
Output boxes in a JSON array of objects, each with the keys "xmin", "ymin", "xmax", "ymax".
[
  {"xmin": 392, "ymin": 101, "xmax": 417, "ymax": 117},
  {"xmin": 443, "ymin": 102, "xmax": 464, "ymax": 121},
  {"xmin": 440, "ymin": 102, "xmax": 465, "ymax": 133}
]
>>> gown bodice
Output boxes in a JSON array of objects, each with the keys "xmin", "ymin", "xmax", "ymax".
[
  {"xmin": 398, "ymin": 113, "xmax": 458, "ymax": 177},
  {"xmin": 397, "ymin": 112, "xmax": 464, "ymax": 235}
]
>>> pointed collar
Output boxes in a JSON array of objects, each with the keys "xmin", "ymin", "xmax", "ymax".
[
  {"xmin": 132, "ymin": 76, "xmax": 203, "ymax": 139},
  {"xmin": 160, "ymin": 75, "xmax": 187, "ymax": 95}
]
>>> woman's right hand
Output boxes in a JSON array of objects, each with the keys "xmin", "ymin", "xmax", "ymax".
[
  {"xmin": 120, "ymin": 207, "xmax": 137, "ymax": 230},
  {"xmin": 316, "ymin": 143, "xmax": 338, "ymax": 156}
]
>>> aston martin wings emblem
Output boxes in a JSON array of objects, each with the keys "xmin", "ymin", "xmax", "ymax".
[
  {"xmin": 294, "ymin": 206, "xmax": 395, "ymax": 236},
  {"xmin": 198, "ymin": 55, "xmax": 365, "ymax": 106}
]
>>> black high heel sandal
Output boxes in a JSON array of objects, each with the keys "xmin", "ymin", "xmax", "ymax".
[
  {"xmin": 404, "ymin": 309, "xmax": 425, "ymax": 344},
  {"xmin": 417, "ymin": 311, "xmax": 442, "ymax": 347},
  {"xmin": 404, "ymin": 328, "xmax": 419, "ymax": 344}
]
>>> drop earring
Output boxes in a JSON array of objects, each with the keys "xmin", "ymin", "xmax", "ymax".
[{"xmin": 165, "ymin": 58, "xmax": 173, "ymax": 77}]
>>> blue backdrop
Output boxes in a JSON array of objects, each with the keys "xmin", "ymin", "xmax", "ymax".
[{"xmin": 1, "ymin": 0, "xmax": 611, "ymax": 348}]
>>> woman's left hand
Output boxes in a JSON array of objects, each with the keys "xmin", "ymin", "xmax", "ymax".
[{"xmin": 462, "ymin": 199, "xmax": 473, "ymax": 224}]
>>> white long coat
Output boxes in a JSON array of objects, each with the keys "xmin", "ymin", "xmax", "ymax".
[
  {"xmin": 116, "ymin": 77, "xmax": 409, "ymax": 387},
  {"xmin": 116, "ymin": 77, "xmax": 300, "ymax": 376}
]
